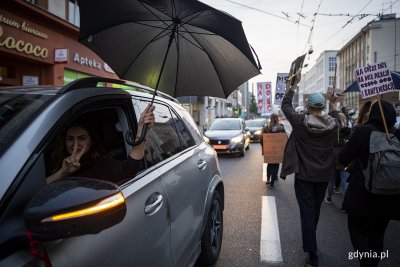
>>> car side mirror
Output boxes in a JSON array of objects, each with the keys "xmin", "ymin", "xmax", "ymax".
[{"xmin": 24, "ymin": 177, "xmax": 126, "ymax": 241}]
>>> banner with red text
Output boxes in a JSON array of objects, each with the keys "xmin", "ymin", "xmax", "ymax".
[{"xmin": 257, "ymin": 82, "xmax": 273, "ymax": 116}]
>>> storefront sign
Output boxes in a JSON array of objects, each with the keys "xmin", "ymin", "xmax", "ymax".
[
  {"xmin": 22, "ymin": 75, "xmax": 39, "ymax": 85},
  {"xmin": 73, "ymin": 53, "xmax": 102, "ymax": 70},
  {"xmin": 0, "ymin": 25, "xmax": 48, "ymax": 58},
  {"xmin": 0, "ymin": 14, "xmax": 48, "ymax": 39},
  {"xmin": 55, "ymin": 48, "xmax": 68, "ymax": 63}
]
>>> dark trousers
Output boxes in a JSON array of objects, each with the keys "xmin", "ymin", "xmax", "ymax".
[
  {"xmin": 294, "ymin": 177, "xmax": 328, "ymax": 253},
  {"xmin": 266, "ymin": 164, "xmax": 279, "ymax": 185},
  {"xmin": 348, "ymin": 215, "xmax": 389, "ymax": 267}
]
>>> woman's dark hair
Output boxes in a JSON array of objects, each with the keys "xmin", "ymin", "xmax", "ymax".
[
  {"xmin": 48, "ymin": 116, "xmax": 106, "ymax": 174},
  {"xmin": 268, "ymin": 113, "xmax": 279, "ymax": 132},
  {"xmin": 356, "ymin": 101, "xmax": 372, "ymax": 125},
  {"xmin": 367, "ymin": 99, "xmax": 397, "ymax": 130}
]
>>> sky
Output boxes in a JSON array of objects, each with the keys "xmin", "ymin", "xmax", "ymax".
[{"xmin": 199, "ymin": 0, "xmax": 400, "ymax": 93}]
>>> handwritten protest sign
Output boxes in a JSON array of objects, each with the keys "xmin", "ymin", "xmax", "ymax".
[
  {"xmin": 354, "ymin": 62, "xmax": 395, "ymax": 98},
  {"xmin": 257, "ymin": 82, "xmax": 273, "ymax": 116},
  {"xmin": 262, "ymin": 133, "xmax": 287, "ymax": 163}
]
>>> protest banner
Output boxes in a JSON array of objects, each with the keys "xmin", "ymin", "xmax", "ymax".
[
  {"xmin": 257, "ymin": 82, "xmax": 273, "ymax": 116},
  {"xmin": 275, "ymin": 73, "xmax": 288, "ymax": 105},
  {"xmin": 354, "ymin": 62, "xmax": 395, "ymax": 99},
  {"xmin": 262, "ymin": 133, "xmax": 288, "ymax": 163}
]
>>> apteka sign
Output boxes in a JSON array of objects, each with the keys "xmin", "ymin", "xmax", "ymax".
[{"xmin": 354, "ymin": 62, "xmax": 395, "ymax": 98}]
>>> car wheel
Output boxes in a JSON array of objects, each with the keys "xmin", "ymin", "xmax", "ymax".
[
  {"xmin": 198, "ymin": 192, "xmax": 223, "ymax": 265},
  {"xmin": 239, "ymin": 146, "xmax": 245, "ymax": 157}
]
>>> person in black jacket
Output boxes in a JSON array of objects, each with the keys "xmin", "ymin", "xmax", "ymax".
[
  {"xmin": 47, "ymin": 105, "xmax": 155, "ymax": 183},
  {"xmin": 281, "ymin": 74, "xmax": 338, "ymax": 267},
  {"xmin": 259, "ymin": 113, "xmax": 286, "ymax": 188},
  {"xmin": 338, "ymin": 99, "xmax": 400, "ymax": 267}
]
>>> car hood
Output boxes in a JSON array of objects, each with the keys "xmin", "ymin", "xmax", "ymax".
[{"xmin": 205, "ymin": 130, "xmax": 242, "ymax": 139}]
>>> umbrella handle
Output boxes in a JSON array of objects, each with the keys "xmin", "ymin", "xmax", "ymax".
[{"xmin": 125, "ymin": 124, "xmax": 148, "ymax": 146}]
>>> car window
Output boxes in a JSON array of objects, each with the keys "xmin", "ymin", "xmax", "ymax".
[
  {"xmin": 170, "ymin": 110, "xmax": 196, "ymax": 149},
  {"xmin": 176, "ymin": 106, "xmax": 204, "ymax": 144},
  {"xmin": 133, "ymin": 100, "xmax": 187, "ymax": 167},
  {"xmin": 45, "ymin": 107, "xmax": 131, "ymax": 184},
  {"xmin": 209, "ymin": 119, "xmax": 241, "ymax": 130},
  {"xmin": 246, "ymin": 120, "xmax": 265, "ymax": 127},
  {"xmin": 0, "ymin": 92, "xmax": 53, "ymax": 156}
]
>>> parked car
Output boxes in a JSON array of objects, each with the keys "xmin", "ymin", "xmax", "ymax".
[
  {"xmin": 245, "ymin": 118, "xmax": 267, "ymax": 142},
  {"xmin": 204, "ymin": 118, "xmax": 250, "ymax": 157},
  {"xmin": 0, "ymin": 77, "xmax": 224, "ymax": 267}
]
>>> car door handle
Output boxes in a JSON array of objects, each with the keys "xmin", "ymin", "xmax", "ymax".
[
  {"xmin": 144, "ymin": 194, "xmax": 163, "ymax": 216},
  {"xmin": 197, "ymin": 159, "xmax": 207, "ymax": 170}
]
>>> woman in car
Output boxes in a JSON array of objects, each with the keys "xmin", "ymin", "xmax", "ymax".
[
  {"xmin": 259, "ymin": 113, "xmax": 286, "ymax": 188},
  {"xmin": 47, "ymin": 105, "xmax": 155, "ymax": 183}
]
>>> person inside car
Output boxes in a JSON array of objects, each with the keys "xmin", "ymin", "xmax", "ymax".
[{"xmin": 47, "ymin": 105, "xmax": 155, "ymax": 184}]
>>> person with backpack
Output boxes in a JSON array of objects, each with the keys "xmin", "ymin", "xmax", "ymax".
[
  {"xmin": 338, "ymin": 99, "xmax": 400, "ymax": 267},
  {"xmin": 259, "ymin": 113, "xmax": 286, "ymax": 188}
]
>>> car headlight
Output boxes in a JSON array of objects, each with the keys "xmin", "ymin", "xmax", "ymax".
[
  {"xmin": 254, "ymin": 130, "xmax": 262, "ymax": 135},
  {"xmin": 203, "ymin": 135, "xmax": 210, "ymax": 144},
  {"xmin": 230, "ymin": 135, "xmax": 243, "ymax": 144}
]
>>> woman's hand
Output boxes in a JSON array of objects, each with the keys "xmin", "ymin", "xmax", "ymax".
[
  {"xmin": 47, "ymin": 142, "xmax": 87, "ymax": 184},
  {"xmin": 136, "ymin": 104, "xmax": 155, "ymax": 140},
  {"xmin": 61, "ymin": 142, "xmax": 87, "ymax": 175}
]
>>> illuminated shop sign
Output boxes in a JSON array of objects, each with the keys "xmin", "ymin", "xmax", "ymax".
[{"xmin": 0, "ymin": 14, "xmax": 48, "ymax": 39}]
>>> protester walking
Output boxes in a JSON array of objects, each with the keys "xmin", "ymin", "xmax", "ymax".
[
  {"xmin": 259, "ymin": 113, "xmax": 286, "ymax": 188},
  {"xmin": 338, "ymin": 99, "xmax": 400, "ymax": 267},
  {"xmin": 280, "ymin": 74, "xmax": 338, "ymax": 267}
]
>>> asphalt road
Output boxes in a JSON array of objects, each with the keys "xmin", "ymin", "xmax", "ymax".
[{"xmin": 197, "ymin": 142, "xmax": 400, "ymax": 267}]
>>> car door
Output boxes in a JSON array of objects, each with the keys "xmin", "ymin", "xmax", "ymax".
[
  {"xmin": 132, "ymin": 98, "xmax": 213, "ymax": 266},
  {"xmin": 0, "ymin": 95, "xmax": 172, "ymax": 267}
]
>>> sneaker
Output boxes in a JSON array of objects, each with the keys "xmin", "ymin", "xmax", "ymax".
[
  {"xmin": 325, "ymin": 197, "xmax": 332, "ymax": 203},
  {"xmin": 266, "ymin": 181, "xmax": 270, "ymax": 185},
  {"xmin": 304, "ymin": 252, "xmax": 319, "ymax": 267},
  {"xmin": 334, "ymin": 188, "xmax": 341, "ymax": 194}
]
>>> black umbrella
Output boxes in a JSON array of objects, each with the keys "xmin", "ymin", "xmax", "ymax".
[
  {"xmin": 78, "ymin": 0, "xmax": 261, "ymax": 99},
  {"xmin": 343, "ymin": 71, "xmax": 400, "ymax": 93}
]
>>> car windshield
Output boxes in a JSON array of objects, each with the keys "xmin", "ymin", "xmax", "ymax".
[
  {"xmin": 0, "ymin": 92, "xmax": 53, "ymax": 155},
  {"xmin": 246, "ymin": 120, "xmax": 265, "ymax": 127},
  {"xmin": 209, "ymin": 120, "xmax": 241, "ymax": 130}
]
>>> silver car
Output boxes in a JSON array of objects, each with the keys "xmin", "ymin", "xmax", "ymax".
[
  {"xmin": 0, "ymin": 77, "xmax": 224, "ymax": 267},
  {"xmin": 204, "ymin": 118, "xmax": 250, "ymax": 157}
]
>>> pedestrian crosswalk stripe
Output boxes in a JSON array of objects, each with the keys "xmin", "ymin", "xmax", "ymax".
[{"xmin": 260, "ymin": 196, "xmax": 282, "ymax": 263}]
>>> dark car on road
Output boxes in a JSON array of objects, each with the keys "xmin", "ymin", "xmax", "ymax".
[
  {"xmin": 0, "ymin": 77, "xmax": 224, "ymax": 267},
  {"xmin": 245, "ymin": 118, "xmax": 267, "ymax": 142},
  {"xmin": 204, "ymin": 118, "xmax": 250, "ymax": 157}
]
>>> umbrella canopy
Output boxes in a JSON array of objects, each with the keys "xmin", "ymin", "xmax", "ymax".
[
  {"xmin": 78, "ymin": 0, "xmax": 261, "ymax": 99},
  {"xmin": 343, "ymin": 71, "xmax": 400, "ymax": 93}
]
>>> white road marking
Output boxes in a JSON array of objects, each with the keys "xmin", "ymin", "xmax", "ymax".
[
  {"xmin": 260, "ymin": 196, "xmax": 282, "ymax": 263},
  {"xmin": 263, "ymin": 163, "xmax": 267, "ymax": 182}
]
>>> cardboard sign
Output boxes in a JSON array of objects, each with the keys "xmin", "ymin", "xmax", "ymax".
[
  {"xmin": 354, "ymin": 62, "xmax": 395, "ymax": 99},
  {"xmin": 263, "ymin": 133, "xmax": 287, "ymax": 163},
  {"xmin": 286, "ymin": 54, "xmax": 306, "ymax": 90}
]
